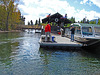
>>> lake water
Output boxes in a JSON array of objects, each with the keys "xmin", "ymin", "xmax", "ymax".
[{"xmin": 0, "ymin": 29, "xmax": 100, "ymax": 75}]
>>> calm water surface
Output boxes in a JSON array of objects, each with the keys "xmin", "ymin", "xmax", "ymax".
[{"xmin": 0, "ymin": 30, "xmax": 100, "ymax": 75}]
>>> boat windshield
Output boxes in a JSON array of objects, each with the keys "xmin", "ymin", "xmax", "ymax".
[
  {"xmin": 82, "ymin": 27, "xmax": 93, "ymax": 35},
  {"xmin": 75, "ymin": 27, "xmax": 81, "ymax": 35},
  {"xmin": 94, "ymin": 27, "xmax": 100, "ymax": 36}
]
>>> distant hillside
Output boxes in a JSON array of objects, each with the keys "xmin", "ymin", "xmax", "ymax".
[{"xmin": 90, "ymin": 19, "xmax": 98, "ymax": 24}]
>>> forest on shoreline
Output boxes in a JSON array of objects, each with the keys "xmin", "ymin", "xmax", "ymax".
[{"xmin": 0, "ymin": 0, "xmax": 25, "ymax": 31}]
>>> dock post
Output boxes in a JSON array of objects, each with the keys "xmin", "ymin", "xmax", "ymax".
[{"xmin": 41, "ymin": 26, "xmax": 44, "ymax": 35}]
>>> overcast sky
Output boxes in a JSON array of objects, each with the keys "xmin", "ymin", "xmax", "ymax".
[{"xmin": 18, "ymin": 0, "xmax": 100, "ymax": 25}]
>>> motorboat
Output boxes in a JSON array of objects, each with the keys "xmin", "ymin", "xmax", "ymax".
[{"xmin": 65, "ymin": 23, "xmax": 100, "ymax": 46}]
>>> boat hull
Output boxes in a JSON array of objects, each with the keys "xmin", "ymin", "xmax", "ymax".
[{"xmin": 82, "ymin": 39, "xmax": 100, "ymax": 54}]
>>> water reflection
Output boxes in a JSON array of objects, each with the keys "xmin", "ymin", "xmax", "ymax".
[
  {"xmin": 39, "ymin": 48, "xmax": 100, "ymax": 75},
  {"xmin": 0, "ymin": 42, "xmax": 12, "ymax": 66},
  {"xmin": 0, "ymin": 42, "xmax": 19, "ymax": 67},
  {"xmin": 0, "ymin": 32, "xmax": 20, "ymax": 41}
]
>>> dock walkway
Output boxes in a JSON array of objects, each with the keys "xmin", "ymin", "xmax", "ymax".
[
  {"xmin": 53, "ymin": 34, "xmax": 79, "ymax": 44},
  {"xmin": 39, "ymin": 33, "xmax": 83, "ymax": 49}
]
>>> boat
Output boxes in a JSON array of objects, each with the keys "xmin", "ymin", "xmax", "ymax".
[{"xmin": 65, "ymin": 23, "xmax": 100, "ymax": 48}]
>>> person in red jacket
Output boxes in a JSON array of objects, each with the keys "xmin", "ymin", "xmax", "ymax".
[{"xmin": 45, "ymin": 23, "xmax": 51, "ymax": 42}]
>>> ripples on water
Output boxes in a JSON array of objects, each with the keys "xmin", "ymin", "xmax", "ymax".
[{"xmin": 0, "ymin": 29, "xmax": 100, "ymax": 75}]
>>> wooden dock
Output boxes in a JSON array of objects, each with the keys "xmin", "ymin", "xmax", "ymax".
[{"xmin": 39, "ymin": 34, "xmax": 83, "ymax": 50}]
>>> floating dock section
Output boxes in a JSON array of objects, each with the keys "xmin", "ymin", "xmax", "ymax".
[{"xmin": 39, "ymin": 34, "xmax": 83, "ymax": 50}]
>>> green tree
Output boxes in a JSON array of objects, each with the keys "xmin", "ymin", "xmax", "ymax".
[
  {"xmin": 70, "ymin": 17, "xmax": 75, "ymax": 23},
  {"xmin": 39, "ymin": 18, "xmax": 41, "ymax": 25},
  {"xmin": 19, "ymin": 15, "xmax": 25, "ymax": 25},
  {"xmin": 83, "ymin": 18, "xmax": 86, "ymax": 23},
  {"xmin": 80, "ymin": 20, "xmax": 83, "ymax": 23},
  {"xmin": 89, "ymin": 20, "xmax": 96, "ymax": 24},
  {"xmin": 87, "ymin": 19, "xmax": 89, "ymax": 24},
  {"xmin": 30, "ymin": 20, "xmax": 33, "ymax": 25},
  {"xmin": 0, "ymin": 0, "xmax": 20, "ymax": 30},
  {"xmin": 35, "ymin": 20, "xmax": 38, "ymax": 25},
  {"xmin": 28, "ymin": 21, "xmax": 30, "ymax": 25},
  {"xmin": 98, "ymin": 19, "xmax": 100, "ymax": 25},
  {"xmin": 0, "ymin": 5, "xmax": 6, "ymax": 30}
]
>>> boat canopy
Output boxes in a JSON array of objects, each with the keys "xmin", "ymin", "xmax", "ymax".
[
  {"xmin": 71, "ymin": 23, "xmax": 100, "ymax": 27},
  {"xmin": 70, "ymin": 23, "xmax": 100, "ymax": 38}
]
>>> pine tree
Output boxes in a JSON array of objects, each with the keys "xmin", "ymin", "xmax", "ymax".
[
  {"xmin": 30, "ymin": 20, "xmax": 33, "ymax": 25},
  {"xmin": 87, "ymin": 19, "xmax": 89, "ymax": 24},
  {"xmin": 35, "ymin": 20, "xmax": 38, "ymax": 25},
  {"xmin": 83, "ymin": 18, "xmax": 86, "ymax": 23},
  {"xmin": 70, "ymin": 17, "xmax": 75, "ymax": 23},
  {"xmin": 28, "ymin": 21, "xmax": 30, "ymax": 25},
  {"xmin": 39, "ymin": 18, "xmax": 41, "ymax": 25}
]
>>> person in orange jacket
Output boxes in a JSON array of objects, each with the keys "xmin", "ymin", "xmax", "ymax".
[{"xmin": 45, "ymin": 23, "xmax": 52, "ymax": 42}]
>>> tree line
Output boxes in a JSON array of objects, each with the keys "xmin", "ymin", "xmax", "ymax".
[
  {"xmin": 70, "ymin": 17, "xmax": 100, "ymax": 25},
  {"xmin": 0, "ymin": 0, "xmax": 25, "ymax": 31},
  {"xmin": 28, "ymin": 18, "xmax": 41, "ymax": 25}
]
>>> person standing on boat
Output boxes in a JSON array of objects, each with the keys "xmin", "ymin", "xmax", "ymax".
[
  {"xmin": 45, "ymin": 23, "xmax": 51, "ymax": 42},
  {"xmin": 70, "ymin": 26, "xmax": 75, "ymax": 42}
]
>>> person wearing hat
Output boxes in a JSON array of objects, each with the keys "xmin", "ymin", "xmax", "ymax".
[
  {"xmin": 70, "ymin": 26, "xmax": 75, "ymax": 42},
  {"xmin": 45, "ymin": 23, "xmax": 51, "ymax": 42}
]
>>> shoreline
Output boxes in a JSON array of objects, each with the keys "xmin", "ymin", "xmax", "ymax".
[{"xmin": 0, "ymin": 30, "xmax": 22, "ymax": 33}]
